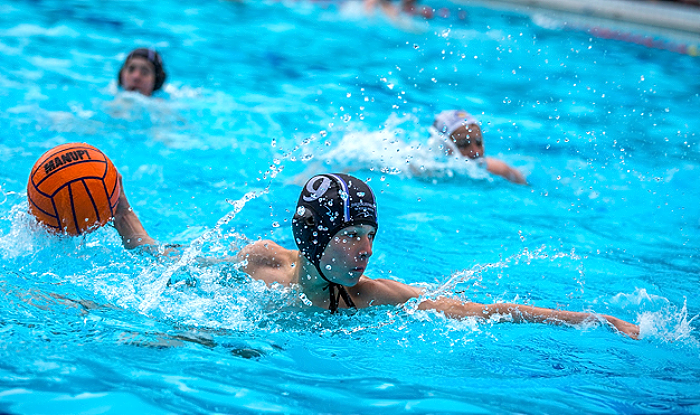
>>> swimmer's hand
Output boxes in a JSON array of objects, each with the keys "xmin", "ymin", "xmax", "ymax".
[{"xmin": 603, "ymin": 315, "xmax": 640, "ymax": 340}]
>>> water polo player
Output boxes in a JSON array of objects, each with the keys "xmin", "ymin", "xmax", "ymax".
[
  {"xmin": 364, "ymin": 0, "xmax": 433, "ymax": 18},
  {"xmin": 117, "ymin": 48, "xmax": 167, "ymax": 96},
  {"xmin": 431, "ymin": 110, "xmax": 528, "ymax": 185},
  {"xmin": 237, "ymin": 173, "xmax": 639, "ymax": 339}
]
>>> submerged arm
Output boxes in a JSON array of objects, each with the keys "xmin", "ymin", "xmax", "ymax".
[
  {"xmin": 353, "ymin": 279, "xmax": 638, "ymax": 338},
  {"xmin": 418, "ymin": 297, "xmax": 639, "ymax": 339}
]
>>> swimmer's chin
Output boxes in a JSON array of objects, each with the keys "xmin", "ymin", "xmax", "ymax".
[{"xmin": 343, "ymin": 268, "xmax": 365, "ymax": 285}]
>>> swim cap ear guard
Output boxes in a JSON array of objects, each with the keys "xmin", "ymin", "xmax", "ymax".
[
  {"xmin": 292, "ymin": 173, "xmax": 378, "ymax": 276},
  {"xmin": 117, "ymin": 48, "xmax": 167, "ymax": 92}
]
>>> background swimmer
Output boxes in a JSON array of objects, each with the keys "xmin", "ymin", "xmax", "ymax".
[
  {"xmin": 117, "ymin": 48, "xmax": 167, "ymax": 96},
  {"xmin": 431, "ymin": 110, "xmax": 528, "ymax": 185},
  {"xmin": 237, "ymin": 173, "xmax": 639, "ymax": 339},
  {"xmin": 364, "ymin": 0, "xmax": 433, "ymax": 19}
]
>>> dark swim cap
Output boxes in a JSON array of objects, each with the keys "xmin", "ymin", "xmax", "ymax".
[
  {"xmin": 292, "ymin": 173, "xmax": 378, "ymax": 272},
  {"xmin": 118, "ymin": 48, "xmax": 167, "ymax": 92}
]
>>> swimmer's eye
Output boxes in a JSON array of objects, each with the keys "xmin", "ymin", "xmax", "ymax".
[
  {"xmin": 455, "ymin": 138, "xmax": 483, "ymax": 148},
  {"xmin": 126, "ymin": 64, "xmax": 154, "ymax": 77}
]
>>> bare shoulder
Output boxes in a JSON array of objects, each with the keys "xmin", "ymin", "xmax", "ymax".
[
  {"xmin": 238, "ymin": 239, "xmax": 290, "ymax": 261},
  {"xmin": 236, "ymin": 240, "xmax": 297, "ymax": 283},
  {"xmin": 349, "ymin": 276, "xmax": 424, "ymax": 307}
]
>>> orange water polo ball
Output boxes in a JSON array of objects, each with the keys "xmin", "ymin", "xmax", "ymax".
[{"xmin": 27, "ymin": 143, "xmax": 121, "ymax": 236}]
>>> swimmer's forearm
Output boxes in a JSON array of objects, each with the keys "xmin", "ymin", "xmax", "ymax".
[
  {"xmin": 488, "ymin": 303, "xmax": 592, "ymax": 324},
  {"xmin": 480, "ymin": 303, "xmax": 623, "ymax": 329},
  {"xmin": 419, "ymin": 298, "xmax": 590, "ymax": 322},
  {"xmin": 113, "ymin": 208, "xmax": 157, "ymax": 249},
  {"xmin": 502, "ymin": 304, "xmax": 640, "ymax": 339},
  {"xmin": 113, "ymin": 174, "xmax": 157, "ymax": 249},
  {"xmin": 419, "ymin": 299, "xmax": 639, "ymax": 338}
]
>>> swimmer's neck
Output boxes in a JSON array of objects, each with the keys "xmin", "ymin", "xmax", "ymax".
[{"xmin": 293, "ymin": 253, "xmax": 335, "ymax": 306}]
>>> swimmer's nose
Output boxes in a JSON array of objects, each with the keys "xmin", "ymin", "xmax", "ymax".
[{"xmin": 357, "ymin": 236, "xmax": 373, "ymax": 261}]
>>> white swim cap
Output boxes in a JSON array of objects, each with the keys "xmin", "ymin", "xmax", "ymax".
[{"xmin": 433, "ymin": 110, "xmax": 479, "ymax": 138}]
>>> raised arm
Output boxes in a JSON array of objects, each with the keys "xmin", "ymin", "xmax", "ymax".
[
  {"xmin": 113, "ymin": 175, "xmax": 157, "ymax": 249},
  {"xmin": 418, "ymin": 297, "xmax": 639, "ymax": 339}
]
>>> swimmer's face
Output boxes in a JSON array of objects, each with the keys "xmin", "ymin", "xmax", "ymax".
[
  {"xmin": 319, "ymin": 224, "xmax": 376, "ymax": 287},
  {"xmin": 450, "ymin": 124, "xmax": 484, "ymax": 159},
  {"xmin": 120, "ymin": 56, "xmax": 156, "ymax": 96}
]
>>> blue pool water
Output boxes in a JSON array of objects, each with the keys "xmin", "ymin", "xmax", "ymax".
[{"xmin": 1, "ymin": 0, "xmax": 699, "ymax": 413}]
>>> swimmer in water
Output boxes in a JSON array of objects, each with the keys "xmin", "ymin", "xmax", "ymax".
[
  {"xmin": 235, "ymin": 173, "xmax": 639, "ymax": 339},
  {"xmin": 431, "ymin": 110, "xmax": 528, "ymax": 185},
  {"xmin": 364, "ymin": 0, "xmax": 433, "ymax": 19},
  {"xmin": 117, "ymin": 48, "xmax": 167, "ymax": 97}
]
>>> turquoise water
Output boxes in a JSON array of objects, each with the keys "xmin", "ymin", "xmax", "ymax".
[{"xmin": 1, "ymin": 0, "xmax": 699, "ymax": 413}]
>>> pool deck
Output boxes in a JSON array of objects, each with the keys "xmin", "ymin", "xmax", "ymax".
[{"xmin": 456, "ymin": 0, "xmax": 700, "ymax": 53}]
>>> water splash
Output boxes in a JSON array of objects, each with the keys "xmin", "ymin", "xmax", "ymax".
[
  {"xmin": 137, "ymin": 188, "xmax": 269, "ymax": 313},
  {"xmin": 416, "ymin": 245, "xmax": 579, "ymax": 301},
  {"xmin": 615, "ymin": 289, "xmax": 699, "ymax": 344},
  {"xmin": 305, "ymin": 113, "xmax": 491, "ymax": 181}
]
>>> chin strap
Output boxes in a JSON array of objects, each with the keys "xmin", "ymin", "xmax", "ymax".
[
  {"xmin": 323, "ymin": 282, "xmax": 356, "ymax": 314},
  {"xmin": 314, "ymin": 261, "xmax": 357, "ymax": 314}
]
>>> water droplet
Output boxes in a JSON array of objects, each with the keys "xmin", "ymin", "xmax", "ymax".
[
  {"xmin": 296, "ymin": 206, "xmax": 306, "ymax": 216},
  {"xmin": 272, "ymin": 222, "xmax": 280, "ymax": 228},
  {"xmin": 357, "ymin": 191, "xmax": 365, "ymax": 197},
  {"xmin": 325, "ymin": 265, "xmax": 332, "ymax": 271}
]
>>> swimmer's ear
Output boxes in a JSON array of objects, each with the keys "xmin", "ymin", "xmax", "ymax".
[
  {"xmin": 292, "ymin": 210, "xmax": 316, "ymax": 229},
  {"xmin": 303, "ymin": 214, "xmax": 315, "ymax": 228}
]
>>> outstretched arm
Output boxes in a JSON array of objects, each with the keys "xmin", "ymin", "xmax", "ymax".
[
  {"xmin": 113, "ymin": 175, "xmax": 157, "ymax": 249},
  {"xmin": 354, "ymin": 279, "xmax": 639, "ymax": 339},
  {"xmin": 485, "ymin": 157, "xmax": 528, "ymax": 185},
  {"xmin": 418, "ymin": 297, "xmax": 639, "ymax": 339}
]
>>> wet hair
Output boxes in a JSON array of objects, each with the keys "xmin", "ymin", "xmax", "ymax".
[
  {"xmin": 117, "ymin": 48, "xmax": 167, "ymax": 92},
  {"xmin": 292, "ymin": 173, "xmax": 378, "ymax": 278}
]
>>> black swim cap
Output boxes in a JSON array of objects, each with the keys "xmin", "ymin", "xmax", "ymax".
[
  {"xmin": 292, "ymin": 173, "xmax": 378, "ymax": 274},
  {"xmin": 118, "ymin": 48, "xmax": 167, "ymax": 92}
]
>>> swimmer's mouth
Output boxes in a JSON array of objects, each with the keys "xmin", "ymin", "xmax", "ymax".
[{"xmin": 352, "ymin": 267, "xmax": 365, "ymax": 274}]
